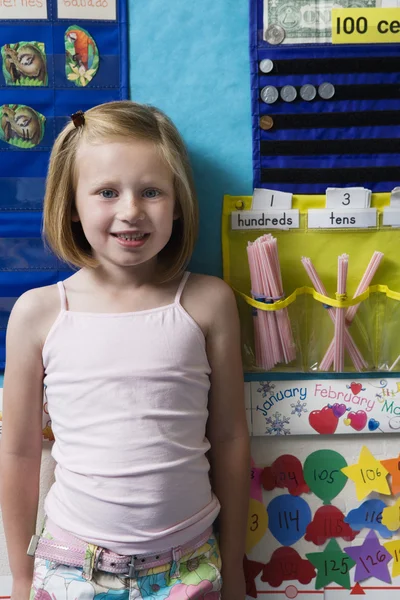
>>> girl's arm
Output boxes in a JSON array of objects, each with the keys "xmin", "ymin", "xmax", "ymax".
[
  {"xmin": 1, "ymin": 292, "xmax": 46, "ymax": 600},
  {"xmin": 205, "ymin": 279, "xmax": 250, "ymax": 600}
]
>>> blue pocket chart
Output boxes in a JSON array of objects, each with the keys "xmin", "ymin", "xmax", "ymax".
[
  {"xmin": 250, "ymin": 0, "xmax": 400, "ymax": 194},
  {"xmin": 0, "ymin": 0, "xmax": 128, "ymax": 367}
]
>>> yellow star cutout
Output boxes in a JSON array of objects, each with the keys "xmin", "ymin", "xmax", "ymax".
[
  {"xmin": 382, "ymin": 499, "xmax": 400, "ymax": 533},
  {"xmin": 341, "ymin": 446, "xmax": 391, "ymax": 501},
  {"xmin": 384, "ymin": 539, "xmax": 400, "ymax": 577}
]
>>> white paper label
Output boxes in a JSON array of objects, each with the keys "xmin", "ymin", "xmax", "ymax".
[
  {"xmin": 383, "ymin": 207, "xmax": 400, "ymax": 227},
  {"xmin": 231, "ymin": 210, "xmax": 299, "ymax": 230},
  {"xmin": 0, "ymin": 0, "xmax": 47, "ymax": 19},
  {"xmin": 252, "ymin": 188, "xmax": 292, "ymax": 210},
  {"xmin": 57, "ymin": 0, "xmax": 116, "ymax": 20},
  {"xmin": 308, "ymin": 209, "xmax": 377, "ymax": 229},
  {"xmin": 389, "ymin": 187, "xmax": 400, "ymax": 207},
  {"xmin": 325, "ymin": 187, "xmax": 371, "ymax": 209}
]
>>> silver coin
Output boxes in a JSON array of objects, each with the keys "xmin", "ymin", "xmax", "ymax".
[
  {"xmin": 300, "ymin": 84, "xmax": 317, "ymax": 102},
  {"xmin": 280, "ymin": 85, "xmax": 297, "ymax": 103},
  {"xmin": 265, "ymin": 24, "xmax": 286, "ymax": 45},
  {"xmin": 259, "ymin": 59, "xmax": 274, "ymax": 74},
  {"xmin": 260, "ymin": 85, "xmax": 279, "ymax": 104},
  {"xmin": 318, "ymin": 82, "xmax": 335, "ymax": 100}
]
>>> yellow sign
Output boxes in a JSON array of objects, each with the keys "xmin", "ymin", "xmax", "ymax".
[{"xmin": 332, "ymin": 8, "xmax": 400, "ymax": 44}]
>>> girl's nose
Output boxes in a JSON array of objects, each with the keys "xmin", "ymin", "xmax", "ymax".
[{"xmin": 118, "ymin": 196, "xmax": 145, "ymax": 224}]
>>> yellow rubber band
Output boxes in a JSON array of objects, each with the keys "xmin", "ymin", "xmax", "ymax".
[
  {"xmin": 234, "ymin": 284, "xmax": 400, "ymax": 311},
  {"xmin": 335, "ymin": 293, "xmax": 347, "ymax": 302}
]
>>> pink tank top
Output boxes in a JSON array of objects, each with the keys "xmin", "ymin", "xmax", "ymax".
[{"xmin": 42, "ymin": 272, "xmax": 220, "ymax": 554}]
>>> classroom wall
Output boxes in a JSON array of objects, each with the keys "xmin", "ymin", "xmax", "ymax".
[{"xmin": 0, "ymin": 0, "xmax": 394, "ymax": 592}]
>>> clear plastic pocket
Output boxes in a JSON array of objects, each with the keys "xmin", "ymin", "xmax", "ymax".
[
  {"xmin": 237, "ymin": 293, "xmax": 304, "ymax": 373},
  {"xmin": 378, "ymin": 295, "xmax": 400, "ymax": 372},
  {"xmin": 239, "ymin": 290, "xmax": 378, "ymax": 374},
  {"xmin": 307, "ymin": 294, "xmax": 375, "ymax": 373}
]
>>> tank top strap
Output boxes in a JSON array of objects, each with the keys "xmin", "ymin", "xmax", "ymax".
[
  {"xmin": 174, "ymin": 271, "xmax": 191, "ymax": 305},
  {"xmin": 57, "ymin": 281, "xmax": 68, "ymax": 311}
]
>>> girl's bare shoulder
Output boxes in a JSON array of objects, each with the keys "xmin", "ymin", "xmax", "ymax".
[
  {"xmin": 180, "ymin": 274, "xmax": 236, "ymax": 337},
  {"xmin": 185, "ymin": 273, "xmax": 234, "ymax": 301},
  {"xmin": 9, "ymin": 282, "xmax": 64, "ymax": 348}
]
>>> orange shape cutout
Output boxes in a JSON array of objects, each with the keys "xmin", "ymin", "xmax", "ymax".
[{"xmin": 381, "ymin": 454, "xmax": 400, "ymax": 495}]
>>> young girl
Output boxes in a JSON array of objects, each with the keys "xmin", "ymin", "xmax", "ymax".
[{"xmin": 1, "ymin": 101, "xmax": 249, "ymax": 600}]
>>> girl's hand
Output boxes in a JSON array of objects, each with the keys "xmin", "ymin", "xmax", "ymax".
[{"xmin": 221, "ymin": 567, "xmax": 246, "ymax": 600}]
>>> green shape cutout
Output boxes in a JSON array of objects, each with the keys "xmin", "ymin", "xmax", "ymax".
[
  {"xmin": 306, "ymin": 538, "xmax": 356, "ymax": 590},
  {"xmin": 303, "ymin": 449, "xmax": 348, "ymax": 505},
  {"xmin": 1, "ymin": 42, "xmax": 47, "ymax": 86},
  {"xmin": 0, "ymin": 104, "xmax": 46, "ymax": 148},
  {"xmin": 65, "ymin": 26, "xmax": 99, "ymax": 88}
]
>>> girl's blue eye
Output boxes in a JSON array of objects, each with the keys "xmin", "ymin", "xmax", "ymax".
[
  {"xmin": 143, "ymin": 189, "xmax": 160, "ymax": 199},
  {"xmin": 100, "ymin": 190, "xmax": 117, "ymax": 199}
]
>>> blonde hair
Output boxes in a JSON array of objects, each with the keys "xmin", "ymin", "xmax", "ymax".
[{"xmin": 43, "ymin": 101, "xmax": 198, "ymax": 281}]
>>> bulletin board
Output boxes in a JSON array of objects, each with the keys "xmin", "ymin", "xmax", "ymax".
[
  {"xmin": 0, "ymin": 0, "xmax": 128, "ymax": 368},
  {"xmin": 247, "ymin": 442, "xmax": 400, "ymax": 599},
  {"xmin": 241, "ymin": 1, "xmax": 400, "ymax": 599}
]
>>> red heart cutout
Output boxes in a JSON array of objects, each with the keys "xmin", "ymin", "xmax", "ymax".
[
  {"xmin": 350, "ymin": 382, "xmax": 363, "ymax": 395},
  {"xmin": 309, "ymin": 406, "xmax": 338, "ymax": 435},
  {"xmin": 348, "ymin": 410, "xmax": 367, "ymax": 431}
]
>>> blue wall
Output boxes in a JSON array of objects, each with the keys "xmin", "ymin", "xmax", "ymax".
[{"xmin": 129, "ymin": 0, "xmax": 253, "ymax": 276}]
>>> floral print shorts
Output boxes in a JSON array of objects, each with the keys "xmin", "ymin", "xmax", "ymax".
[{"xmin": 30, "ymin": 528, "xmax": 222, "ymax": 600}]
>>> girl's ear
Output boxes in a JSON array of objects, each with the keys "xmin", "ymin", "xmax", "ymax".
[
  {"xmin": 71, "ymin": 205, "xmax": 80, "ymax": 222},
  {"xmin": 173, "ymin": 202, "xmax": 181, "ymax": 221}
]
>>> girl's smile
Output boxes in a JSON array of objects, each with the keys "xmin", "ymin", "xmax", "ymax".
[{"xmin": 110, "ymin": 231, "xmax": 150, "ymax": 248}]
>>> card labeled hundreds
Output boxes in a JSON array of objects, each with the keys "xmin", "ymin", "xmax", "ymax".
[
  {"xmin": 232, "ymin": 210, "xmax": 299, "ymax": 230},
  {"xmin": 308, "ymin": 208, "xmax": 377, "ymax": 229},
  {"xmin": 57, "ymin": 0, "xmax": 116, "ymax": 20},
  {"xmin": 0, "ymin": 0, "xmax": 47, "ymax": 19}
]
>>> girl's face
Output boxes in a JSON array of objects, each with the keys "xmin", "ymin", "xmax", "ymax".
[{"xmin": 73, "ymin": 138, "xmax": 178, "ymax": 271}]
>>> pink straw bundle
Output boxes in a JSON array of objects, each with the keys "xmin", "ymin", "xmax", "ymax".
[
  {"xmin": 301, "ymin": 256, "xmax": 367, "ymax": 373},
  {"xmin": 334, "ymin": 254, "xmax": 348, "ymax": 372},
  {"xmin": 320, "ymin": 251, "xmax": 384, "ymax": 371},
  {"xmin": 247, "ymin": 234, "xmax": 296, "ymax": 370}
]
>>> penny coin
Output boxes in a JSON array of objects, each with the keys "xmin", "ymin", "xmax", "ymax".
[{"xmin": 259, "ymin": 115, "xmax": 274, "ymax": 130}]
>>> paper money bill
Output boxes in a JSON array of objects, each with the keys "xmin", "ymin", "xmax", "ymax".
[{"xmin": 264, "ymin": 0, "xmax": 382, "ymax": 44}]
